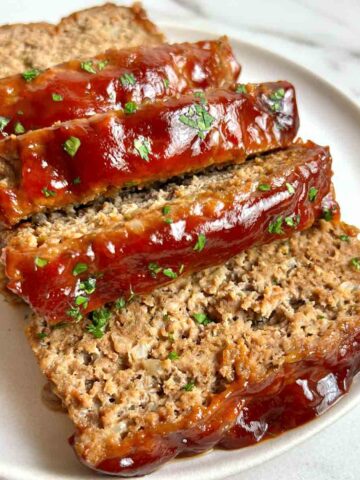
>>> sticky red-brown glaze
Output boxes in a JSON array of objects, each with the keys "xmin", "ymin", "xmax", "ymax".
[
  {"xmin": 0, "ymin": 38, "xmax": 239, "ymax": 138},
  {"xmin": 0, "ymin": 81, "xmax": 298, "ymax": 226},
  {"xmin": 3, "ymin": 142, "xmax": 336, "ymax": 324},
  {"xmin": 76, "ymin": 330, "xmax": 360, "ymax": 476}
]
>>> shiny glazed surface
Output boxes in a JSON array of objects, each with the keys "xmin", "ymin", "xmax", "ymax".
[
  {"xmin": 0, "ymin": 38, "xmax": 239, "ymax": 138},
  {"xmin": 4, "ymin": 142, "xmax": 337, "ymax": 324},
  {"xmin": 88, "ymin": 330, "xmax": 360, "ymax": 476},
  {"xmin": 0, "ymin": 81, "xmax": 298, "ymax": 226}
]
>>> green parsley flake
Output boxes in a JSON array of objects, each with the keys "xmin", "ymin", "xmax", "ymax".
[
  {"xmin": 163, "ymin": 268, "xmax": 178, "ymax": 279},
  {"xmin": 79, "ymin": 277, "xmax": 96, "ymax": 294},
  {"xmin": 34, "ymin": 256, "xmax": 48, "ymax": 268},
  {"xmin": 163, "ymin": 78, "xmax": 169, "ymax": 89},
  {"xmin": 63, "ymin": 136, "xmax": 81, "ymax": 157},
  {"xmin": 66, "ymin": 306, "xmax": 83, "ymax": 322},
  {"xmin": 323, "ymin": 208, "xmax": 333, "ymax": 221},
  {"xmin": 168, "ymin": 351, "xmax": 179, "ymax": 360},
  {"xmin": 308, "ymin": 187, "xmax": 318, "ymax": 202},
  {"xmin": 258, "ymin": 183, "xmax": 271, "ymax": 192},
  {"xmin": 0, "ymin": 116, "xmax": 10, "ymax": 132},
  {"xmin": 285, "ymin": 214, "xmax": 300, "ymax": 228},
  {"xmin": 73, "ymin": 177, "xmax": 81, "ymax": 185},
  {"xmin": 192, "ymin": 312, "xmax": 211, "ymax": 325},
  {"xmin": 148, "ymin": 262, "xmax": 162, "ymax": 277},
  {"xmin": 97, "ymin": 60, "xmax": 109, "ymax": 71},
  {"xmin": 193, "ymin": 233, "xmax": 206, "ymax": 252},
  {"xmin": 163, "ymin": 205, "xmax": 171, "ymax": 215},
  {"xmin": 75, "ymin": 295, "xmax": 89, "ymax": 308},
  {"xmin": 52, "ymin": 93, "xmax": 63, "ymax": 102},
  {"xmin": 80, "ymin": 61, "xmax": 96, "ymax": 74},
  {"xmin": 164, "ymin": 218, "xmax": 173, "ymax": 224},
  {"xmin": 194, "ymin": 90, "xmax": 207, "ymax": 104},
  {"xmin": 134, "ymin": 136, "xmax": 151, "ymax": 161},
  {"xmin": 338, "ymin": 234, "xmax": 350, "ymax": 242},
  {"xmin": 268, "ymin": 216, "xmax": 284, "ymax": 235},
  {"xmin": 286, "ymin": 183, "xmax": 295, "ymax": 195},
  {"xmin": 124, "ymin": 101, "xmax": 137, "ymax": 114},
  {"xmin": 269, "ymin": 87, "xmax": 285, "ymax": 112},
  {"xmin": 36, "ymin": 332, "xmax": 48, "ymax": 340},
  {"xmin": 179, "ymin": 104, "xmax": 215, "ymax": 139},
  {"xmin": 87, "ymin": 307, "xmax": 111, "ymax": 338},
  {"xmin": 115, "ymin": 297, "xmax": 126, "ymax": 309},
  {"xmin": 235, "ymin": 83, "xmax": 247, "ymax": 94},
  {"xmin": 183, "ymin": 380, "xmax": 195, "ymax": 392},
  {"xmin": 42, "ymin": 187, "xmax": 56, "ymax": 198},
  {"xmin": 120, "ymin": 72, "xmax": 136, "ymax": 87},
  {"xmin": 22, "ymin": 68, "xmax": 41, "ymax": 82},
  {"xmin": 72, "ymin": 262, "xmax": 88, "ymax": 276},
  {"xmin": 14, "ymin": 121, "xmax": 25, "ymax": 134},
  {"xmin": 350, "ymin": 257, "xmax": 360, "ymax": 271}
]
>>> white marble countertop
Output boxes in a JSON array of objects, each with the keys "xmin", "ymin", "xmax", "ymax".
[{"xmin": 0, "ymin": 1, "xmax": 359, "ymax": 479}]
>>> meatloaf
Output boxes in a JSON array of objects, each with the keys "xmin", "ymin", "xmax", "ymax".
[
  {"xmin": 2, "ymin": 141, "xmax": 336, "ymax": 324},
  {"xmin": 0, "ymin": 82, "xmax": 298, "ymax": 226},
  {"xmin": 26, "ymin": 220, "xmax": 360, "ymax": 476},
  {"xmin": 0, "ymin": 37, "xmax": 239, "ymax": 138}
]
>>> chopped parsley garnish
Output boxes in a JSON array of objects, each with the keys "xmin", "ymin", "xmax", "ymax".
[
  {"xmin": 322, "ymin": 208, "xmax": 333, "ymax": 221},
  {"xmin": 36, "ymin": 332, "xmax": 48, "ymax": 340},
  {"xmin": 115, "ymin": 297, "xmax": 126, "ymax": 309},
  {"xmin": 163, "ymin": 205, "xmax": 171, "ymax": 215},
  {"xmin": 338, "ymin": 234, "xmax": 350, "ymax": 242},
  {"xmin": 163, "ymin": 268, "xmax": 178, "ymax": 279},
  {"xmin": 66, "ymin": 306, "xmax": 83, "ymax": 322},
  {"xmin": 286, "ymin": 183, "xmax": 295, "ymax": 195},
  {"xmin": 22, "ymin": 68, "xmax": 41, "ymax": 82},
  {"xmin": 0, "ymin": 116, "xmax": 10, "ymax": 132},
  {"xmin": 75, "ymin": 295, "xmax": 89, "ymax": 308},
  {"xmin": 258, "ymin": 183, "xmax": 271, "ymax": 192},
  {"xmin": 163, "ymin": 78, "xmax": 169, "ymax": 89},
  {"xmin": 183, "ymin": 380, "xmax": 195, "ymax": 392},
  {"xmin": 285, "ymin": 214, "xmax": 300, "ymax": 228},
  {"xmin": 42, "ymin": 187, "xmax": 56, "ymax": 198},
  {"xmin": 235, "ymin": 83, "xmax": 247, "ymax": 94},
  {"xmin": 192, "ymin": 312, "xmax": 211, "ymax": 325},
  {"xmin": 97, "ymin": 60, "xmax": 109, "ymax": 71},
  {"xmin": 124, "ymin": 101, "xmax": 137, "ymax": 114},
  {"xmin": 179, "ymin": 104, "xmax": 215, "ymax": 139},
  {"xmin": 134, "ymin": 136, "xmax": 151, "ymax": 161},
  {"xmin": 79, "ymin": 277, "xmax": 96, "ymax": 294},
  {"xmin": 350, "ymin": 257, "xmax": 360, "ymax": 271},
  {"xmin": 268, "ymin": 216, "xmax": 284, "ymax": 235},
  {"xmin": 73, "ymin": 177, "xmax": 81, "ymax": 185},
  {"xmin": 52, "ymin": 93, "xmax": 63, "ymax": 102},
  {"xmin": 168, "ymin": 351, "xmax": 179, "ymax": 360},
  {"xmin": 72, "ymin": 262, "xmax": 88, "ymax": 276},
  {"xmin": 308, "ymin": 187, "xmax": 318, "ymax": 202},
  {"xmin": 148, "ymin": 262, "xmax": 162, "ymax": 277},
  {"xmin": 193, "ymin": 233, "xmax": 206, "ymax": 252},
  {"xmin": 120, "ymin": 72, "xmax": 136, "ymax": 87},
  {"xmin": 80, "ymin": 61, "xmax": 96, "ymax": 74},
  {"xmin": 269, "ymin": 87, "xmax": 285, "ymax": 112},
  {"xmin": 14, "ymin": 121, "xmax": 25, "ymax": 134},
  {"xmin": 164, "ymin": 218, "xmax": 173, "ymax": 224},
  {"xmin": 87, "ymin": 307, "xmax": 111, "ymax": 338},
  {"xmin": 34, "ymin": 256, "xmax": 48, "ymax": 268},
  {"xmin": 63, "ymin": 136, "xmax": 81, "ymax": 157},
  {"xmin": 194, "ymin": 90, "xmax": 206, "ymax": 104}
]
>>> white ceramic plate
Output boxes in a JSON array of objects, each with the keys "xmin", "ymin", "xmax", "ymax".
[{"xmin": 0, "ymin": 16, "xmax": 360, "ymax": 480}]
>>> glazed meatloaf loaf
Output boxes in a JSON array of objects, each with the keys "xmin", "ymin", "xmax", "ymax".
[
  {"xmin": 0, "ymin": 82, "xmax": 297, "ymax": 226},
  {"xmin": 27, "ymin": 220, "xmax": 360, "ymax": 476},
  {"xmin": 0, "ymin": 3, "xmax": 164, "ymax": 78},
  {"xmin": 2, "ymin": 141, "xmax": 337, "ymax": 323},
  {"xmin": 0, "ymin": 37, "xmax": 239, "ymax": 138}
]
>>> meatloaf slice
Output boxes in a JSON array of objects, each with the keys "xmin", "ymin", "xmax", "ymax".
[
  {"xmin": 26, "ymin": 220, "xmax": 360, "ymax": 476},
  {"xmin": 2, "ymin": 141, "xmax": 336, "ymax": 324}
]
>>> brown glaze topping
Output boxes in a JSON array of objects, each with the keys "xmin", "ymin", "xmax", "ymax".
[
  {"xmin": 86, "ymin": 330, "xmax": 360, "ymax": 476},
  {"xmin": 4, "ymin": 142, "xmax": 336, "ymax": 324},
  {"xmin": 0, "ymin": 81, "xmax": 297, "ymax": 226},
  {"xmin": 0, "ymin": 38, "xmax": 239, "ymax": 138}
]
